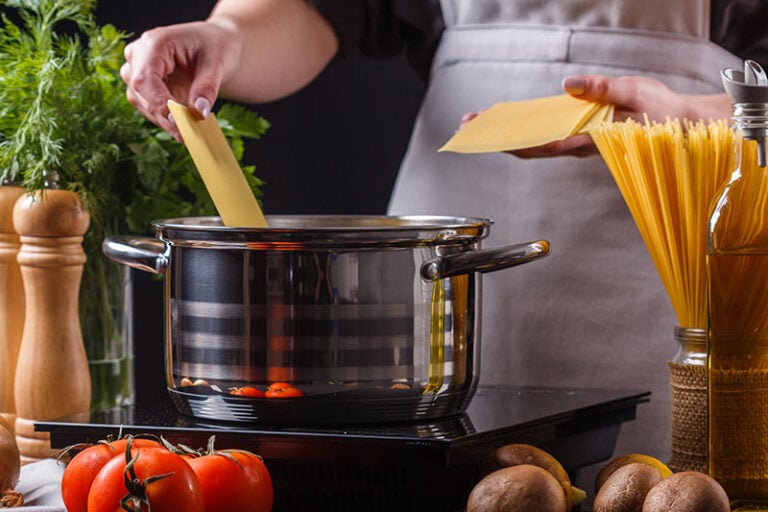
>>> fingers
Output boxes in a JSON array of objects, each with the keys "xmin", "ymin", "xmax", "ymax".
[
  {"xmin": 509, "ymin": 134, "xmax": 599, "ymax": 159},
  {"xmin": 121, "ymin": 22, "xmax": 224, "ymax": 141},
  {"xmin": 513, "ymin": 74, "xmax": 683, "ymax": 159},
  {"xmin": 562, "ymin": 74, "xmax": 644, "ymax": 109},
  {"xmin": 459, "ymin": 109, "xmax": 488, "ymax": 129},
  {"xmin": 460, "ymin": 112, "xmax": 479, "ymax": 129},
  {"xmin": 455, "ymin": 108, "xmax": 597, "ymax": 158},
  {"xmin": 182, "ymin": 45, "xmax": 227, "ymax": 117},
  {"xmin": 121, "ymin": 63, "xmax": 174, "ymax": 136},
  {"xmin": 561, "ymin": 74, "xmax": 682, "ymax": 123},
  {"xmin": 122, "ymin": 31, "xmax": 177, "ymax": 128}
]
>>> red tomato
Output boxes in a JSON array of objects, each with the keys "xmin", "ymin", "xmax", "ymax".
[
  {"xmin": 229, "ymin": 386, "xmax": 265, "ymax": 397},
  {"xmin": 61, "ymin": 437, "xmax": 161, "ymax": 512},
  {"xmin": 267, "ymin": 382, "xmax": 294, "ymax": 391},
  {"xmin": 188, "ymin": 450, "xmax": 273, "ymax": 512},
  {"xmin": 264, "ymin": 383, "xmax": 303, "ymax": 398},
  {"xmin": 87, "ymin": 446, "xmax": 204, "ymax": 512}
]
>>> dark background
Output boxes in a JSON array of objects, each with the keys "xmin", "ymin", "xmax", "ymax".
[{"xmin": 93, "ymin": 1, "xmax": 425, "ymax": 402}]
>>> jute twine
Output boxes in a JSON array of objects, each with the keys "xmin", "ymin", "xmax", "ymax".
[
  {"xmin": 709, "ymin": 368, "xmax": 768, "ymax": 497},
  {"xmin": 668, "ymin": 361, "xmax": 707, "ymax": 473}
]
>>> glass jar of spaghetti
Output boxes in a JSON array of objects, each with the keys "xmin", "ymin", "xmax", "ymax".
[{"xmin": 707, "ymin": 60, "xmax": 768, "ymax": 504}]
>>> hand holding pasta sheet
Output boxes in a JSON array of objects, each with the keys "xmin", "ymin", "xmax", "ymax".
[
  {"xmin": 446, "ymin": 75, "xmax": 733, "ymax": 159},
  {"xmin": 439, "ymin": 94, "xmax": 613, "ymax": 154}
]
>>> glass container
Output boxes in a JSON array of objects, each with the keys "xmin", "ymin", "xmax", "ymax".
[{"xmin": 707, "ymin": 60, "xmax": 768, "ymax": 503}]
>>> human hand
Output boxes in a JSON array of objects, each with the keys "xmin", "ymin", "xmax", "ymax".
[
  {"xmin": 120, "ymin": 20, "xmax": 239, "ymax": 140},
  {"xmin": 513, "ymin": 74, "xmax": 702, "ymax": 158},
  {"xmin": 459, "ymin": 75, "xmax": 731, "ymax": 159}
]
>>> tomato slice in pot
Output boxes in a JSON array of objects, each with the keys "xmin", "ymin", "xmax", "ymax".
[
  {"xmin": 264, "ymin": 386, "xmax": 304, "ymax": 398},
  {"xmin": 267, "ymin": 382, "xmax": 294, "ymax": 391},
  {"xmin": 229, "ymin": 386, "xmax": 265, "ymax": 397}
]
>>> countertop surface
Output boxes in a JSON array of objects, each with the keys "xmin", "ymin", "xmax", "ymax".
[{"xmin": 11, "ymin": 459, "xmax": 65, "ymax": 511}]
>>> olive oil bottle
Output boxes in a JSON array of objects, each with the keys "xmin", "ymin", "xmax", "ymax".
[{"xmin": 707, "ymin": 60, "xmax": 768, "ymax": 503}]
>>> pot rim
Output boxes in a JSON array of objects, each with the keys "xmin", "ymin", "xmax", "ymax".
[
  {"xmin": 152, "ymin": 214, "xmax": 493, "ymax": 231},
  {"xmin": 151, "ymin": 215, "xmax": 494, "ymax": 248}
]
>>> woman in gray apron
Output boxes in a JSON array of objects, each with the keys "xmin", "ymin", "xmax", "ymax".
[
  {"xmin": 387, "ymin": 0, "xmax": 741, "ymax": 471},
  {"xmin": 121, "ymin": 0, "xmax": 762, "ymax": 484}
]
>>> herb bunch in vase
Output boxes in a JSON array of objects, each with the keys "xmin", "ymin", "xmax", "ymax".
[{"xmin": 0, "ymin": 0, "xmax": 269, "ymax": 411}]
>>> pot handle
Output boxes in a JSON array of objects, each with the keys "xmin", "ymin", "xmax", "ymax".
[
  {"xmin": 102, "ymin": 235, "xmax": 169, "ymax": 274},
  {"xmin": 420, "ymin": 239, "xmax": 550, "ymax": 280}
]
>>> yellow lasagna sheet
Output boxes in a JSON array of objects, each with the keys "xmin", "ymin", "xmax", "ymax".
[
  {"xmin": 440, "ymin": 94, "xmax": 614, "ymax": 154},
  {"xmin": 168, "ymin": 100, "xmax": 268, "ymax": 228}
]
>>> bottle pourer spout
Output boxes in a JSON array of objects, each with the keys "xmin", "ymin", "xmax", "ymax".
[{"xmin": 722, "ymin": 60, "xmax": 768, "ymax": 167}]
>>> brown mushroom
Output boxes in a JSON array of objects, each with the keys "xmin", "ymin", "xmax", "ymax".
[
  {"xmin": 466, "ymin": 464, "xmax": 568, "ymax": 512},
  {"xmin": 593, "ymin": 462, "xmax": 664, "ymax": 512},
  {"xmin": 595, "ymin": 453, "xmax": 673, "ymax": 493},
  {"xmin": 488, "ymin": 443, "xmax": 574, "ymax": 508},
  {"xmin": 642, "ymin": 471, "xmax": 729, "ymax": 512}
]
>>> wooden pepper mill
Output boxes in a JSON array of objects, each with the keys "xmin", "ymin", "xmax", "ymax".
[
  {"xmin": 13, "ymin": 188, "xmax": 91, "ymax": 463},
  {"xmin": 0, "ymin": 183, "xmax": 26, "ymax": 431}
]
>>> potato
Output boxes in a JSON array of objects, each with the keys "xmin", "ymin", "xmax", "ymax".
[
  {"xmin": 466, "ymin": 464, "xmax": 567, "ymax": 512},
  {"xmin": 642, "ymin": 471, "xmax": 729, "ymax": 512},
  {"xmin": 593, "ymin": 462, "xmax": 663, "ymax": 512}
]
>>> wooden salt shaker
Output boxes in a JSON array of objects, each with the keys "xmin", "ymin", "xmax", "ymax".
[
  {"xmin": 13, "ymin": 188, "xmax": 91, "ymax": 463},
  {"xmin": 0, "ymin": 183, "xmax": 25, "ymax": 431}
]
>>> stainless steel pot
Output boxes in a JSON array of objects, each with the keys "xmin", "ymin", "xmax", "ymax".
[{"xmin": 103, "ymin": 215, "xmax": 549, "ymax": 423}]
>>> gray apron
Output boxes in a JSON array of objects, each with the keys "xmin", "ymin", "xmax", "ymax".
[{"xmin": 389, "ymin": 0, "xmax": 740, "ymax": 468}]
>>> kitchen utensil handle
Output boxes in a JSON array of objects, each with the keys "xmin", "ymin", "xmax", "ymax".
[
  {"xmin": 421, "ymin": 239, "xmax": 550, "ymax": 280},
  {"xmin": 102, "ymin": 235, "xmax": 169, "ymax": 274}
]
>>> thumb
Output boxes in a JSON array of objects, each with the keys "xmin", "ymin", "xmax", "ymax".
[
  {"xmin": 187, "ymin": 50, "xmax": 228, "ymax": 119},
  {"xmin": 562, "ymin": 74, "xmax": 685, "ymax": 123},
  {"xmin": 562, "ymin": 74, "xmax": 660, "ymax": 111},
  {"xmin": 187, "ymin": 76, "xmax": 221, "ymax": 119},
  {"xmin": 562, "ymin": 75, "xmax": 622, "ymax": 103},
  {"xmin": 563, "ymin": 75, "xmax": 637, "ymax": 105},
  {"xmin": 192, "ymin": 96, "xmax": 213, "ymax": 119}
]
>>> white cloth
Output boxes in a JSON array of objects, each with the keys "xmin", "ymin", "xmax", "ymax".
[
  {"xmin": 15, "ymin": 459, "xmax": 65, "ymax": 511},
  {"xmin": 389, "ymin": 0, "xmax": 740, "ymax": 471}
]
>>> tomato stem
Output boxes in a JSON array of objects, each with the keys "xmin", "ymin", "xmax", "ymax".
[{"xmin": 118, "ymin": 437, "xmax": 175, "ymax": 512}]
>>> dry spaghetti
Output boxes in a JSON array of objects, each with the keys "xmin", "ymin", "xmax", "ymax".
[{"xmin": 590, "ymin": 118, "xmax": 734, "ymax": 329}]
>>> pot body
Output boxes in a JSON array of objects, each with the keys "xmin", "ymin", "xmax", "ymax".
[{"xmin": 104, "ymin": 215, "xmax": 549, "ymax": 423}]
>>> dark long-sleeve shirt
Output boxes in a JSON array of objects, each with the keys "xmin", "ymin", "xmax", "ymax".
[{"xmin": 313, "ymin": 0, "xmax": 768, "ymax": 84}]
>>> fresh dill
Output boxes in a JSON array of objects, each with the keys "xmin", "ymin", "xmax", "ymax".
[{"xmin": 0, "ymin": 0, "xmax": 269, "ymax": 408}]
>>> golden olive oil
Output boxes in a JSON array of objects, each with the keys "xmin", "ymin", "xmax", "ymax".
[
  {"xmin": 708, "ymin": 129, "xmax": 768, "ymax": 503},
  {"xmin": 708, "ymin": 251, "xmax": 768, "ymax": 499}
]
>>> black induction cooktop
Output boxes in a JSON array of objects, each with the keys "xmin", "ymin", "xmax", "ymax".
[{"xmin": 36, "ymin": 385, "xmax": 649, "ymax": 512}]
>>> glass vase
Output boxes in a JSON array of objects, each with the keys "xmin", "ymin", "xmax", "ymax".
[{"xmin": 80, "ymin": 259, "xmax": 134, "ymax": 410}]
